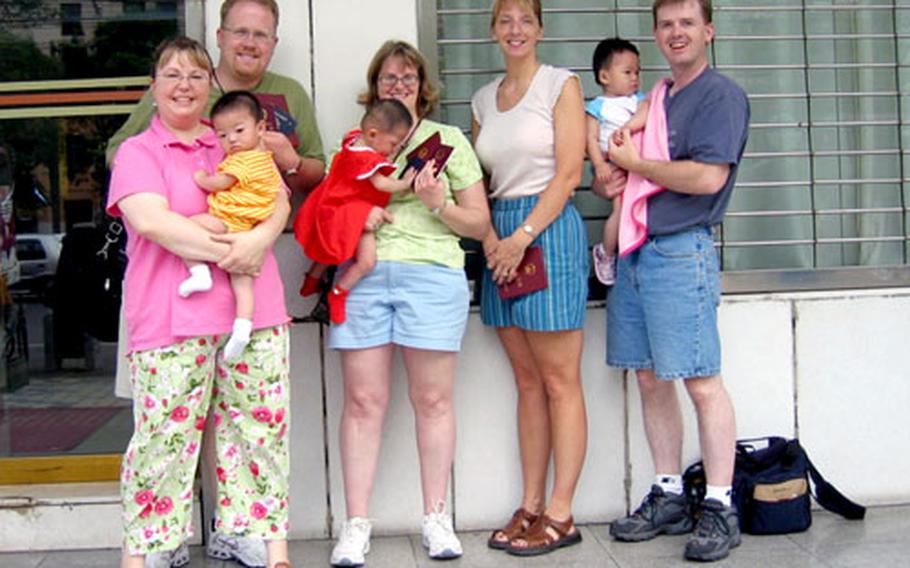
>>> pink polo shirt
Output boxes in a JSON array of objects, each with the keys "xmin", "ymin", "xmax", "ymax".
[{"xmin": 107, "ymin": 115, "xmax": 288, "ymax": 353}]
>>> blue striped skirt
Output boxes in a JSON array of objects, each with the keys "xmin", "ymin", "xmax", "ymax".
[{"xmin": 480, "ymin": 194, "xmax": 589, "ymax": 331}]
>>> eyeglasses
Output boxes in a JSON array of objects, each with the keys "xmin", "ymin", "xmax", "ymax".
[
  {"xmin": 222, "ymin": 26, "xmax": 275, "ymax": 44},
  {"xmin": 158, "ymin": 71, "xmax": 210, "ymax": 85},
  {"xmin": 378, "ymin": 74, "xmax": 420, "ymax": 87}
]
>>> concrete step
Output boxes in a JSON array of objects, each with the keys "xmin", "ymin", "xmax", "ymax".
[{"xmin": 0, "ymin": 482, "xmax": 201, "ymax": 552}]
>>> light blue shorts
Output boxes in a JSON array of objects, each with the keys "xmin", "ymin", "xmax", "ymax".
[
  {"xmin": 328, "ymin": 261, "xmax": 470, "ymax": 352},
  {"xmin": 606, "ymin": 226, "xmax": 721, "ymax": 380},
  {"xmin": 480, "ymin": 195, "xmax": 589, "ymax": 331}
]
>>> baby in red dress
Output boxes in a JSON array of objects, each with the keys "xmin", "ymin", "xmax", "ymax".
[{"xmin": 294, "ymin": 99, "xmax": 415, "ymax": 324}]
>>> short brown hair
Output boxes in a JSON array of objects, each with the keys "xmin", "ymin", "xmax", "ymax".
[
  {"xmin": 220, "ymin": 0, "xmax": 279, "ymax": 29},
  {"xmin": 652, "ymin": 0, "xmax": 712, "ymax": 26},
  {"xmin": 490, "ymin": 0, "xmax": 543, "ymax": 28},
  {"xmin": 151, "ymin": 36, "xmax": 213, "ymax": 78},
  {"xmin": 358, "ymin": 40, "xmax": 440, "ymax": 119}
]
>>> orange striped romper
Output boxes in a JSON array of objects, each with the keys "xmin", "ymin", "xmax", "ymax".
[{"xmin": 208, "ymin": 149, "xmax": 282, "ymax": 232}]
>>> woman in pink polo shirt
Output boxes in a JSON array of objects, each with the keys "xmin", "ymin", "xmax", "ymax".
[{"xmin": 107, "ymin": 37, "xmax": 293, "ymax": 568}]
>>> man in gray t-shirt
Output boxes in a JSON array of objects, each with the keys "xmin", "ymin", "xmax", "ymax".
[{"xmin": 599, "ymin": 0, "xmax": 750, "ymax": 562}]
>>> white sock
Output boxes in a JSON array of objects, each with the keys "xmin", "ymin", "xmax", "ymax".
[
  {"xmin": 655, "ymin": 474, "xmax": 684, "ymax": 495},
  {"xmin": 222, "ymin": 318, "xmax": 253, "ymax": 361},
  {"xmin": 178, "ymin": 265, "xmax": 213, "ymax": 297},
  {"xmin": 705, "ymin": 485, "xmax": 733, "ymax": 507}
]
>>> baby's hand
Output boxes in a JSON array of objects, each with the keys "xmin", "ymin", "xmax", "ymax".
[
  {"xmin": 193, "ymin": 170, "xmax": 208, "ymax": 185},
  {"xmin": 594, "ymin": 162, "xmax": 612, "ymax": 185},
  {"xmin": 611, "ymin": 129, "xmax": 625, "ymax": 148},
  {"xmin": 401, "ymin": 167, "xmax": 418, "ymax": 187}
]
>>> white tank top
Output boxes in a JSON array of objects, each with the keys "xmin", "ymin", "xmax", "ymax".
[{"xmin": 472, "ymin": 64, "xmax": 575, "ymax": 199}]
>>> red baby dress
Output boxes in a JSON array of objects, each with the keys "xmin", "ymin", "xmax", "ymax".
[{"xmin": 294, "ymin": 129, "xmax": 397, "ymax": 264}]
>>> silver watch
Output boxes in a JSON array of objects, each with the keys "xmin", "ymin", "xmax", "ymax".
[{"xmin": 431, "ymin": 201, "xmax": 448, "ymax": 217}]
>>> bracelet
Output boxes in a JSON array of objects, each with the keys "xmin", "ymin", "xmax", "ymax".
[{"xmin": 430, "ymin": 200, "xmax": 448, "ymax": 217}]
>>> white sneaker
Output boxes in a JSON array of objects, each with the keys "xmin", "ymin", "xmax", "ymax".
[
  {"xmin": 421, "ymin": 505, "xmax": 462, "ymax": 560},
  {"xmin": 592, "ymin": 243, "xmax": 617, "ymax": 286},
  {"xmin": 146, "ymin": 542, "xmax": 190, "ymax": 568},
  {"xmin": 330, "ymin": 517, "xmax": 372, "ymax": 567},
  {"xmin": 206, "ymin": 530, "xmax": 267, "ymax": 568}
]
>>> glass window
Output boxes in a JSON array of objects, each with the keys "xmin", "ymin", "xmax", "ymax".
[
  {"xmin": 123, "ymin": 1, "xmax": 146, "ymax": 14},
  {"xmin": 61, "ymin": 3, "xmax": 83, "ymax": 37},
  {"xmin": 0, "ymin": 1, "xmax": 187, "ymax": 468}
]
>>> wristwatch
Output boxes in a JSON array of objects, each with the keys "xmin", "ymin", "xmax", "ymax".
[
  {"xmin": 284, "ymin": 156, "xmax": 302, "ymax": 177},
  {"xmin": 431, "ymin": 201, "xmax": 448, "ymax": 217}
]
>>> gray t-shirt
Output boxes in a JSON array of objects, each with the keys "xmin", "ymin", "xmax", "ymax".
[{"xmin": 648, "ymin": 67, "xmax": 750, "ymax": 235}]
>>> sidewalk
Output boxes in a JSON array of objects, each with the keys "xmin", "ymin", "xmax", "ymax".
[{"xmin": 2, "ymin": 505, "xmax": 907, "ymax": 567}]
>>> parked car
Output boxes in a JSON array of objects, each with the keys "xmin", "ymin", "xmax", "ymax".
[{"xmin": 11, "ymin": 233, "xmax": 63, "ymax": 298}]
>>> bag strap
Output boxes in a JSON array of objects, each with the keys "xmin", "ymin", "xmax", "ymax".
[{"xmin": 801, "ymin": 445, "xmax": 866, "ymax": 520}]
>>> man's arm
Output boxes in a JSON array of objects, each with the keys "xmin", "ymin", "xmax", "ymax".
[
  {"xmin": 278, "ymin": 74, "xmax": 327, "ymax": 194},
  {"xmin": 609, "ymin": 128, "xmax": 730, "ymax": 195},
  {"xmin": 105, "ymin": 90, "xmax": 156, "ymax": 166}
]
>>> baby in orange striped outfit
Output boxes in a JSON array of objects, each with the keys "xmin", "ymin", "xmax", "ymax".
[{"xmin": 183, "ymin": 90, "xmax": 283, "ymax": 361}]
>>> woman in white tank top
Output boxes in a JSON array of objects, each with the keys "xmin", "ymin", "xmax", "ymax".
[{"xmin": 471, "ymin": 0, "xmax": 588, "ymax": 557}]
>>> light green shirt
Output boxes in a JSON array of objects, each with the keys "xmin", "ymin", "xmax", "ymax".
[
  {"xmin": 105, "ymin": 71, "xmax": 324, "ymax": 166},
  {"xmin": 375, "ymin": 119, "xmax": 483, "ymax": 268}
]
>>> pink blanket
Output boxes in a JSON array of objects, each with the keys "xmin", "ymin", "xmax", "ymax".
[{"xmin": 618, "ymin": 78, "xmax": 671, "ymax": 257}]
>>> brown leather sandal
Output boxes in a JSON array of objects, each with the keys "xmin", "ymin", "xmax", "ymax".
[
  {"xmin": 487, "ymin": 508, "xmax": 540, "ymax": 550},
  {"xmin": 506, "ymin": 514, "xmax": 582, "ymax": 557}
]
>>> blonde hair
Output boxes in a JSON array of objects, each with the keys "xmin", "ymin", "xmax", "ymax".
[
  {"xmin": 220, "ymin": 0, "xmax": 279, "ymax": 29},
  {"xmin": 490, "ymin": 0, "xmax": 543, "ymax": 28},
  {"xmin": 151, "ymin": 36, "xmax": 213, "ymax": 78},
  {"xmin": 652, "ymin": 0, "xmax": 712, "ymax": 25},
  {"xmin": 358, "ymin": 40, "xmax": 440, "ymax": 119}
]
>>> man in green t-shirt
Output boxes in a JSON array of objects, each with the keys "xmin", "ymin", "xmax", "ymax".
[
  {"xmin": 107, "ymin": 2, "xmax": 324, "ymax": 567},
  {"xmin": 106, "ymin": 0, "xmax": 325, "ymax": 199}
]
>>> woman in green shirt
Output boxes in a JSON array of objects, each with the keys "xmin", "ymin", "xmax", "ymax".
[{"xmin": 326, "ymin": 40, "xmax": 490, "ymax": 567}]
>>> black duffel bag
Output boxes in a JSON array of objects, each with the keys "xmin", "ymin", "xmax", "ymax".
[{"xmin": 684, "ymin": 436, "xmax": 865, "ymax": 535}]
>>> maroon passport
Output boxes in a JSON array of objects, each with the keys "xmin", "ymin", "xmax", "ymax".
[
  {"xmin": 254, "ymin": 93, "xmax": 300, "ymax": 148},
  {"xmin": 400, "ymin": 131, "xmax": 454, "ymax": 178},
  {"xmin": 498, "ymin": 246, "xmax": 548, "ymax": 300}
]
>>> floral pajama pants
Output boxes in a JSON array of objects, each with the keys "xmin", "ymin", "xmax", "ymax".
[{"xmin": 121, "ymin": 325, "xmax": 290, "ymax": 555}]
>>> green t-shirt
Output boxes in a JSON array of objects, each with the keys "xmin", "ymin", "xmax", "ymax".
[
  {"xmin": 375, "ymin": 119, "xmax": 483, "ymax": 269},
  {"xmin": 105, "ymin": 71, "xmax": 324, "ymax": 166}
]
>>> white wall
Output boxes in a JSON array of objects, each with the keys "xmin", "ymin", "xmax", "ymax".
[{"xmin": 311, "ymin": 1, "xmax": 419, "ymax": 150}]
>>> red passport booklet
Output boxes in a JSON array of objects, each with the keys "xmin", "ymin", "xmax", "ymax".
[
  {"xmin": 498, "ymin": 246, "xmax": 548, "ymax": 300},
  {"xmin": 400, "ymin": 131, "xmax": 454, "ymax": 178},
  {"xmin": 254, "ymin": 93, "xmax": 300, "ymax": 148}
]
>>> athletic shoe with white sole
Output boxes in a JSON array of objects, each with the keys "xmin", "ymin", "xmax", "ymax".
[
  {"xmin": 331, "ymin": 517, "xmax": 372, "ymax": 567},
  {"xmin": 145, "ymin": 542, "xmax": 190, "ymax": 568},
  {"xmin": 207, "ymin": 529, "xmax": 267, "ymax": 568},
  {"xmin": 421, "ymin": 505, "xmax": 463, "ymax": 560}
]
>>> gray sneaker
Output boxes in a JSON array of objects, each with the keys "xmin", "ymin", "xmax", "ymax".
[
  {"xmin": 610, "ymin": 485, "xmax": 693, "ymax": 542},
  {"xmin": 207, "ymin": 530, "xmax": 268, "ymax": 568},
  {"xmin": 684, "ymin": 498, "xmax": 741, "ymax": 562},
  {"xmin": 146, "ymin": 542, "xmax": 190, "ymax": 568}
]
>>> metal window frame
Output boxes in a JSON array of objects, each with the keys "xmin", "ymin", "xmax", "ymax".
[{"xmin": 426, "ymin": 0, "xmax": 910, "ymax": 294}]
